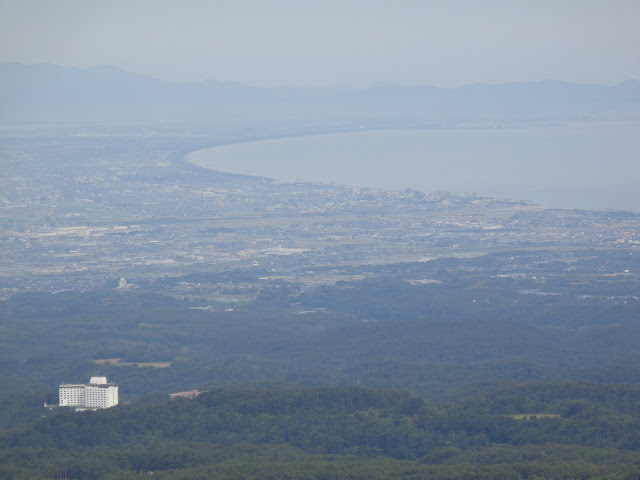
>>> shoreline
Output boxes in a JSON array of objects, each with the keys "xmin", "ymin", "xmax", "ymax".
[{"xmin": 182, "ymin": 122, "xmax": 640, "ymax": 213}]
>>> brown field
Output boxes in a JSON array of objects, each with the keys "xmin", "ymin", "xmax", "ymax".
[
  {"xmin": 92, "ymin": 359, "xmax": 171, "ymax": 368},
  {"xmin": 133, "ymin": 362, "xmax": 172, "ymax": 368},
  {"xmin": 508, "ymin": 413, "xmax": 561, "ymax": 420},
  {"xmin": 93, "ymin": 358, "xmax": 123, "ymax": 365}
]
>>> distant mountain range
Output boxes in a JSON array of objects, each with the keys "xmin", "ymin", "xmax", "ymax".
[{"xmin": 1, "ymin": 62, "xmax": 639, "ymax": 124}]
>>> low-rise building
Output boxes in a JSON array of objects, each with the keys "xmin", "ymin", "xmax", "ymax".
[{"xmin": 169, "ymin": 389, "xmax": 200, "ymax": 399}]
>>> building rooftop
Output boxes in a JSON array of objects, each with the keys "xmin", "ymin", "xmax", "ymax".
[{"xmin": 60, "ymin": 376, "xmax": 117, "ymax": 387}]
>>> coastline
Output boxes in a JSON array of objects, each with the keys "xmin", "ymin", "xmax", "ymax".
[{"xmin": 184, "ymin": 122, "xmax": 640, "ymax": 212}]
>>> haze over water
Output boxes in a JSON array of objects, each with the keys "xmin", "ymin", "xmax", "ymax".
[{"xmin": 188, "ymin": 121, "xmax": 640, "ymax": 212}]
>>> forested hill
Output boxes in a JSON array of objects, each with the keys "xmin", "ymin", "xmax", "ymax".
[{"xmin": 2, "ymin": 385, "xmax": 640, "ymax": 479}]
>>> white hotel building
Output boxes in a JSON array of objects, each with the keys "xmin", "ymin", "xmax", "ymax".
[{"xmin": 59, "ymin": 376, "xmax": 118, "ymax": 410}]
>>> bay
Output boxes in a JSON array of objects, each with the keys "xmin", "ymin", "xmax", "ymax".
[{"xmin": 187, "ymin": 121, "xmax": 640, "ymax": 212}]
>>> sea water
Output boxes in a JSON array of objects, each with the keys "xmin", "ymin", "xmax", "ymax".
[{"xmin": 187, "ymin": 121, "xmax": 640, "ymax": 212}]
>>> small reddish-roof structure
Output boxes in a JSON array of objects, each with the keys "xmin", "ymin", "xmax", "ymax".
[{"xmin": 169, "ymin": 390, "xmax": 200, "ymax": 399}]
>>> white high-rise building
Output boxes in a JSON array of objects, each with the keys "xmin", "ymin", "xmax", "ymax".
[{"xmin": 59, "ymin": 376, "xmax": 118, "ymax": 409}]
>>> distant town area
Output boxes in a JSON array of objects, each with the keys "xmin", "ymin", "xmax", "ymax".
[{"xmin": 1, "ymin": 125, "xmax": 638, "ymax": 303}]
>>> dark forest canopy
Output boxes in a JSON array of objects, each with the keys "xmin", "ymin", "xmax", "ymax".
[
  {"xmin": 2, "ymin": 248, "xmax": 640, "ymax": 409},
  {"xmin": 2, "ymin": 385, "xmax": 640, "ymax": 479}
]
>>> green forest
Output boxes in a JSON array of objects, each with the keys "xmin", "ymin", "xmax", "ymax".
[
  {"xmin": 2, "ymin": 385, "xmax": 640, "ymax": 479},
  {"xmin": 2, "ymin": 249, "xmax": 640, "ymax": 478}
]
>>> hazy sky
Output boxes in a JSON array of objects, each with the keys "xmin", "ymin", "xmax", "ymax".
[{"xmin": 1, "ymin": 0, "xmax": 639, "ymax": 87}]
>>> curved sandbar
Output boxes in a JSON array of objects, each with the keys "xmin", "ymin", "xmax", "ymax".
[{"xmin": 185, "ymin": 122, "xmax": 640, "ymax": 211}]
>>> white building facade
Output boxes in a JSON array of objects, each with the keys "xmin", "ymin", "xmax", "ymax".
[{"xmin": 59, "ymin": 376, "xmax": 118, "ymax": 409}]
